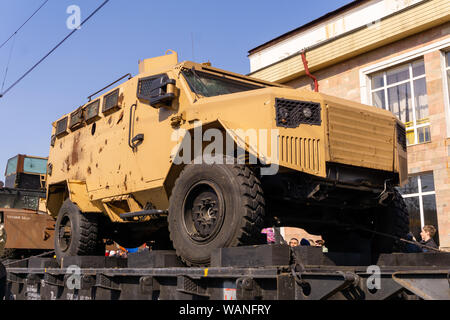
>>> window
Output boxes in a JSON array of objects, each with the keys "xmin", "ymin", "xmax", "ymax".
[
  {"xmin": 23, "ymin": 157, "xmax": 47, "ymax": 175},
  {"xmin": 445, "ymin": 51, "xmax": 450, "ymax": 105},
  {"xmin": 370, "ymin": 59, "xmax": 430, "ymax": 146},
  {"xmin": 397, "ymin": 172, "xmax": 439, "ymax": 246},
  {"xmin": 182, "ymin": 69, "xmax": 263, "ymax": 97},
  {"xmin": 5, "ymin": 156, "xmax": 18, "ymax": 176}
]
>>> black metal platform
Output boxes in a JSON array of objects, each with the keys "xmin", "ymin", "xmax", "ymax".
[{"xmin": 3, "ymin": 245, "xmax": 450, "ymax": 300}]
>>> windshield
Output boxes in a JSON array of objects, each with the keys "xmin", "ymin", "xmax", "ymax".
[
  {"xmin": 182, "ymin": 69, "xmax": 263, "ymax": 97},
  {"xmin": 5, "ymin": 156, "xmax": 18, "ymax": 176},
  {"xmin": 23, "ymin": 157, "xmax": 47, "ymax": 175}
]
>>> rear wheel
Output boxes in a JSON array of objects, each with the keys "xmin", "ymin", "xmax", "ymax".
[
  {"xmin": 54, "ymin": 199, "xmax": 104, "ymax": 263},
  {"xmin": 168, "ymin": 163, "xmax": 265, "ymax": 266}
]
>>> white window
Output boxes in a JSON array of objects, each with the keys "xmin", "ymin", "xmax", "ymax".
[
  {"xmin": 445, "ymin": 51, "xmax": 450, "ymax": 104},
  {"xmin": 370, "ymin": 59, "xmax": 430, "ymax": 146},
  {"xmin": 397, "ymin": 172, "xmax": 439, "ymax": 245}
]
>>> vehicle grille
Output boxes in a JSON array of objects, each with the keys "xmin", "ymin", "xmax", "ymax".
[
  {"xmin": 275, "ymin": 98, "xmax": 321, "ymax": 128},
  {"xmin": 280, "ymin": 135, "xmax": 321, "ymax": 174}
]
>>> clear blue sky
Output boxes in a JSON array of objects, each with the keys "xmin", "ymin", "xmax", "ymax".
[{"xmin": 0, "ymin": 0, "xmax": 353, "ymax": 180}]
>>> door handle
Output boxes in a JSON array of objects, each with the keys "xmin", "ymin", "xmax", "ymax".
[{"xmin": 131, "ymin": 134, "xmax": 144, "ymax": 148}]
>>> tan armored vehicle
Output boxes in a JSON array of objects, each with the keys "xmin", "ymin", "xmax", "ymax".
[{"xmin": 46, "ymin": 51, "xmax": 408, "ymax": 265}]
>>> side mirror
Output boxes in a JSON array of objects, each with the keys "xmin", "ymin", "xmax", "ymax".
[{"xmin": 137, "ymin": 74, "xmax": 177, "ymax": 108}]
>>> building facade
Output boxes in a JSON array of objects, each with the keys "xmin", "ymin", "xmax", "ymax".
[{"xmin": 248, "ymin": 0, "xmax": 450, "ymax": 249}]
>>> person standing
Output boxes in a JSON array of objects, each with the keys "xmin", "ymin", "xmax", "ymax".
[
  {"xmin": 289, "ymin": 238, "xmax": 299, "ymax": 247},
  {"xmin": 420, "ymin": 225, "xmax": 439, "ymax": 252}
]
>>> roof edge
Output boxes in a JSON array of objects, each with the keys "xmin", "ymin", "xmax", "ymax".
[{"xmin": 248, "ymin": 0, "xmax": 369, "ymax": 56}]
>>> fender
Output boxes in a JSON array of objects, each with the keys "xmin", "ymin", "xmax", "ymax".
[
  {"xmin": 163, "ymin": 119, "xmax": 277, "ymax": 196},
  {"xmin": 47, "ymin": 180, "xmax": 102, "ymax": 217}
]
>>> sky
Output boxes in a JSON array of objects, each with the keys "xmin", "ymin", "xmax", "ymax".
[{"xmin": 0, "ymin": 0, "xmax": 353, "ymax": 179}]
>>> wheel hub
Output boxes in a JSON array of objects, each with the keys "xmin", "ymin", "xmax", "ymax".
[
  {"xmin": 58, "ymin": 215, "xmax": 72, "ymax": 252},
  {"xmin": 192, "ymin": 197, "xmax": 219, "ymax": 238},
  {"xmin": 183, "ymin": 182, "xmax": 225, "ymax": 243}
]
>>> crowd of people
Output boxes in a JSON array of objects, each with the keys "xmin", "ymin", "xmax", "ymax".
[
  {"xmin": 263, "ymin": 225, "xmax": 440, "ymax": 253},
  {"xmin": 105, "ymin": 244, "xmax": 148, "ymax": 258},
  {"xmin": 103, "ymin": 225, "xmax": 439, "ymax": 257}
]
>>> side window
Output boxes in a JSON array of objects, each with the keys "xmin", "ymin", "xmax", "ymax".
[
  {"xmin": 5, "ymin": 156, "xmax": 18, "ymax": 177},
  {"xmin": 23, "ymin": 157, "xmax": 47, "ymax": 175},
  {"xmin": 137, "ymin": 74, "xmax": 176, "ymax": 108},
  {"xmin": 102, "ymin": 89, "xmax": 120, "ymax": 115}
]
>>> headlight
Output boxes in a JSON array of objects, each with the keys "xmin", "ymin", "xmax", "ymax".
[{"xmin": 303, "ymin": 107, "xmax": 312, "ymax": 118}]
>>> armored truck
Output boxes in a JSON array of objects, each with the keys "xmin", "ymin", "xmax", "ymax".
[
  {"xmin": 0, "ymin": 155, "xmax": 54, "ymax": 259},
  {"xmin": 46, "ymin": 51, "xmax": 408, "ymax": 265}
]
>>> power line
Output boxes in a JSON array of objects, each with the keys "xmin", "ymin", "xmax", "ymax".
[
  {"xmin": 0, "ymin": 0, "xmax": 50, "ymax": 51},
  {"xmin": 0, "ymin": 0, "xmax": 110, "ymax": 98},
  {"xmin": 1, "ymin": 33, "xmax": 17, "ymax": 93}
]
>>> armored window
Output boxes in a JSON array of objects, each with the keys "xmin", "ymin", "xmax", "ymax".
[
  {"xmin": 84, "ymin": 99, "xmax": 100, "ymax": 123},
  {"xmin": 55, "ymin": 116, "xmax": 68, "ymax": 137},
  {"xmin": 137, "ymin": 74, "xmax": 176, "ymax": 107},
  {"xmin": 50, "ymin": 135, "xmax": 56, "ymax": 147},
  {"xmin": 69, "ymin": 107, "xmax": 84, "ymax": 130},
  {"xmin": 370, "ymin": 59, "xmax": 429, "ymax": 146},
  {"xmin": 182, "ymin": 69, "xmax": 261, "ymax": 97},
  {"xmin": 137, "ymin": 76, "xmax": 155, "ymax": 100},
  {"xmin": 102, "ymin": 89, "xmax": 120, "ymax": 114}
]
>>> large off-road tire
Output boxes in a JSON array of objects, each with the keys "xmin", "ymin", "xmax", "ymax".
[
  {"xmin": 168, "ymin": 163, "xmax": 265, "ymax": 266},
  {"xmin": 371, "ymin": 189, "xmax": 409, "ymax": 253},
  {"xmin": 54, "ymin": 199, "xmax": 104, "ymax": 263}
]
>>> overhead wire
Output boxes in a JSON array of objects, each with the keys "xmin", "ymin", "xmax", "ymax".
[
  {"xmin": 0, "ymin": 0, "xmax": 110, "ymax": 98},
  {"xmin": 1, "ymin": 33, "xmax": 17, "ymax": 93},
  {"xmin": 0, "ymin": 0, "xmax": 50, "ymax": 51}
]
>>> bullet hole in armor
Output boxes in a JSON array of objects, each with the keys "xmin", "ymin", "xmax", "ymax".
[{"xmin": 91, "ymin": 123, "xmax": 96, "ymax": 136}]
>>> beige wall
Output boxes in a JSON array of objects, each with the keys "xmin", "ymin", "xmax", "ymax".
[{"xmin": 281, "ymin": 23, "xmax": 450, "ymax": 249}]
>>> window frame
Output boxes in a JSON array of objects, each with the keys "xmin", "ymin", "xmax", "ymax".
[
  {"xmin": 369, "ymin": 59, "xmax": 429, "ymax": 146},
  {"xmin": 442, "ymin": 49, "xmax": 450, "ymax": 138},
  {"xmin": 400, "ymin": 173, "xmax": 436, "ymax": 232},
  {"xmin": 359, "ymin": 38, "xmax": 450, "ymax": 138}
]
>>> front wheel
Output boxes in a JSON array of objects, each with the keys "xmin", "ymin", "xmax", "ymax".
[
  {"xmin": 168, "ymin": 163, "xmax": 265, "ymax": 266},
  {"xmin": 54, "ymin": 199, "xmax": 104, "ymax": 263}
]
